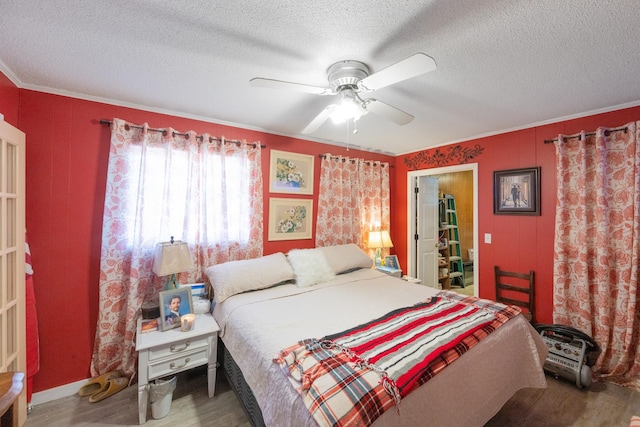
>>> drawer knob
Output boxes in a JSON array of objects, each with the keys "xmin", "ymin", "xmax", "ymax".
[
  {"xmin": 170, "ymin": 358, "xmax": 191, "ymax": 370},
  {"xmin": 170, "ymin": 341, "xmax": 191, "ymax": 352}
]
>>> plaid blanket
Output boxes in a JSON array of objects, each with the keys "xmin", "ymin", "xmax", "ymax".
[{"xmin": 274, "ymin": 291, "xmax": 521, "ymax": 427}]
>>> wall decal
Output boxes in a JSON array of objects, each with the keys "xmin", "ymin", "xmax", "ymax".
[{"xmin": 403, "ymin": 144, "xmax": 484, "ymax": 170}]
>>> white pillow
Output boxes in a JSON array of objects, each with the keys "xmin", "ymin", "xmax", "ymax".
[
  {"xmin": 318, "ymin": 243, "xmax": 373, "ymax": 274},
  {"xmin": 205, "ymin": 252, "xmax": 295, "ymax": 303},
  {"xmin": 287, "ymin": 248, "xmax": 335, "ymax": 287}
]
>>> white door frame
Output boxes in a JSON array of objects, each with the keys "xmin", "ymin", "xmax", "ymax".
[
  {"xmin": 0, "ymin": 119, "xmax": 27, "ymax": 425},
  {"xmin": 407, "ymin": 163, "xmax": 478, "ymax": 293}
]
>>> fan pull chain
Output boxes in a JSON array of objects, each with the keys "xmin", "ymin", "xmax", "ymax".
[{"xmin": 345, "ymin": 120, "xmax": 351, "ymax": 151}]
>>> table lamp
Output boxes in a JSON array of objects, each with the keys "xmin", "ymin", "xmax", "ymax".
[
  {"xmin": 367, "ymin": 230, "xmax": 394, "ymax": 266},
  {"xmin": 152, "ymin": 237, "xmax": 194, "ymax": 290}
]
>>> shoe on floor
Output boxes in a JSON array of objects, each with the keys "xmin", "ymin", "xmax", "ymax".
[
  {"xmin": 88, "ymin": 377, "xmax": 129, "ymax": 403},
  {"xmin": 77, "ymin": 370, "xmax": 122, "ymax": 397}
]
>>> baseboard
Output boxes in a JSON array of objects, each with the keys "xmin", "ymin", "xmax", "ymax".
[{"xmin": 31, "ymin": 377, "xmax": 88, "ymax": 406}]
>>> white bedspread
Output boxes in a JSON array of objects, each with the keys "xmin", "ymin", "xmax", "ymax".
[{"xmin": 214, "ymin": 268, "xmax": 548, "ymax": 427}]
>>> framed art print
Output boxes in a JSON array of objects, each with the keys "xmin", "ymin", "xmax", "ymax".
[
  {"xmin": 493, "ymin": 167, "xmax": 541, "ymax": 215},
  {"xmin": 158, "ymin": 288, "xmax": 194, "ymax": 331},
  {"xmin": 385, "ymin": 255, "xmax": 400, "ymax": 270},
  {"xmin": 269, "ymin": 150, "xmax": 314, "ymax": 195},
  {"xmin": 268, "ymin": 197, "xmax": 313, "ymax": 241}
]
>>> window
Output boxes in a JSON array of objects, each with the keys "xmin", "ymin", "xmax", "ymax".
[{"xmin": 124, "ymin": 145, "xmax": 254, "ymax": 246}]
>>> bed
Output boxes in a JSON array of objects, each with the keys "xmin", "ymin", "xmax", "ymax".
[{"xmin": 206, "ymin": 244, "xmax": 548, "ymax": 427}]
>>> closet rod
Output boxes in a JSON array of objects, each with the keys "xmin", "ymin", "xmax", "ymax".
[
  {"xmin": 318, "ymin": 154, "xmax": 393, "ymax": 168},
  {"xmin": 99, "ymin": 119, "xmax": 266, "ymax": 148},
  {"xmin": 543, "ymin": 126, "xmax": 628, "ymax": 144}
]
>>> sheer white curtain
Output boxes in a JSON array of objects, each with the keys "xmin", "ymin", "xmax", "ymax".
[
  {"xmin": 91, "ymin": 118, "xmax": 263, "ymax": 376},
  {"xmin": 316, "ymin": 154, "xmax": 390, "ymax": 250}
]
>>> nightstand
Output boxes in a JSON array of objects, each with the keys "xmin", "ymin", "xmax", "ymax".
[
  {"xmin": 402, "ymin": 275, "xmax": 422, "ymax": 284},
  {"xmin": 135, "ymin": 313, "xmax": 220, "ymax": 424},
  {"xmin": 376, "ymin": 265, "xmax": 402, "ymax": 278}
]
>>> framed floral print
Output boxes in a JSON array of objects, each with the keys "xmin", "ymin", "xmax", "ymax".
[
  {"xmin": 385, "ymin": 255, "xmax": 400, "ymax": 270},
  {"xmin": 269, "ymin": 150, "xmax": 314, "ymax": 195},
  {"xmin": 268, "ymin": 197, "xmax": 313, "ymax": 241}
]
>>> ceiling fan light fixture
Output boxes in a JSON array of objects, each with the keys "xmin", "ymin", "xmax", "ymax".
[
  {"xmin": 330, "ymin": 89, "xmax": 368, "ymax": 124},
  {"xmin": 251, "ymin": 53, "xmax": 436, "ymax": 134}
]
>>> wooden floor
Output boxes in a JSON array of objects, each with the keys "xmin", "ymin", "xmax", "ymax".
[
  {"xmin": 25, "ymin": 366, "xmax": 640, "ymax": 426},
  {"xmin": 486, "ymin": 376, "xmax": 640, "ymax": 427},
  {"xmin": 451, "ymin": 283, "xmax": 475, "ymax": 296},
  {"xmin": 25, "ymin": 367, "xmax": 251, "ymax": 427}
]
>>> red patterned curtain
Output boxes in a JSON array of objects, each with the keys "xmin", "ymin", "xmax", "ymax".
[
  {"xmin": 315, "ymin": 154, "xmax": 390, "ymax": 251},
  {"xmin": 553, "ymin": 121, "xmax": 640, "ymax": 390},
  {"xmin": 91, "ymin": 118, "xmax": 263, "ymax": 377}
]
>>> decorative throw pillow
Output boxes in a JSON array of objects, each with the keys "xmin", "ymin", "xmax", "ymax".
[
  {"xmin": 287, "ymin": 248, "xmax": 336, "ymax": 287},
  {"xmin": 319, "ymin": 243, "xmax": 373, "ymax": 274},
  {"xmin": 204, "ymin": 252, "xmax": 295, "ymax": 303}
]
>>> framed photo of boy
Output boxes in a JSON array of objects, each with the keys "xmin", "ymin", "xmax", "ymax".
[
  {"xmin": 159, "ymin": 288, "xmax": 194, "ymax": 331},
  {"xmin": 493, "ymin": 167, "xmax": 541, "ymax": 215}
]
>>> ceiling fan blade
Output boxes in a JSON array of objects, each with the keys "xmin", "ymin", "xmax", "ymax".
[
  {"xmin": 358, "ymin": 53, "xmax": 437, "ymax": 91},
  {"xmin": 301, "ymin": 105, "xmax": 336, "ymax": 134},
  {"xmin": 250, "ymin": 78, "xmax": 334, "ymax": 95},
  {"xmin": 364, "ymin": 99, "xmax": 414, "ymax": 125}
]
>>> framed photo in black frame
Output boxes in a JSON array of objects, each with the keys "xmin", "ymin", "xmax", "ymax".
[{"xmin": 493, "ymin": 167, "xmax": 541, "ymax": 215}]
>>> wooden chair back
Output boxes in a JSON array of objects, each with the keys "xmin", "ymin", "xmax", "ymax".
[{"xmin": 494, "ymin": 266, "xmax": 535, "ymax": 323}]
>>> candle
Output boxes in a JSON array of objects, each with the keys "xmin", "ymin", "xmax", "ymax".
[{"xmin": 181, "ymin": 314, "xmax": 196, "ymax": 332}]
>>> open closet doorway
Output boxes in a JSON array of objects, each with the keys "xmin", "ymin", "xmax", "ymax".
[{"xmin": 407, "ymin": 164, "xmax": 478, "ymax": 296}]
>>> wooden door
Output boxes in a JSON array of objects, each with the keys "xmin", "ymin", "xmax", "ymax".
[{"xmin": 0, "ymin": 119, "xmax": 26, "ymax": 426}]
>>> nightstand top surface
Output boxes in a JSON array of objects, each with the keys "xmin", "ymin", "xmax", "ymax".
[{"xmin": 136, "ymin": 313, "xmax": 219, "ymax": 350}]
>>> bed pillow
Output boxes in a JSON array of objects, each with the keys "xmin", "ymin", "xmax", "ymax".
[
  {"xmin": 318, "ymin": 243, "xmax": 373, "ymax": 274},
  {"xmin": 287, "ymin": 248, "xmax": 335, "ymax": 287},
  {"xmin": 205, "ymin": 252, "xmax": 295, "ymax": 303}
]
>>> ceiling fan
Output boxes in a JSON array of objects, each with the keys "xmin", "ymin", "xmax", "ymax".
[{"xmin": 250, "ymin": 53, "xmax": 437, "ymax": 134}]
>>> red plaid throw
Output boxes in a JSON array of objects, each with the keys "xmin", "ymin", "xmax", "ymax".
[{"xmin": 274, "ymin": 291, "xmax": 521, "ymax": 427}]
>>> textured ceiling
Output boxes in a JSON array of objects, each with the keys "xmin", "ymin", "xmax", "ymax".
[{"xmin": 1, "ymin": 1, "xmax": 640, "ymax": 155}]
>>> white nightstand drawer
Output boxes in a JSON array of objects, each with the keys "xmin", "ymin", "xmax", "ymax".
[
  {"xmin": 148, "ymin": 348, "xmax": 209, "ymax": 379},
  {"xmin": 148, "ymin": 335, "xmax": 208, "ymax": 361}
]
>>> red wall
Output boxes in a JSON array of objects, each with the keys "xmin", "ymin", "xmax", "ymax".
[
  {"xmin": 18, "ymin": 89, "xmax": 394, "ymax": 392},
  {"xmin": 393, "ymin": 105, "xmax": 640, "ymax": 326},
  {"xmin": 13, "ymin": 74, "xmax": 640, "ymax": 393},
  {"xmin": 0, "ymin": 71, "xmax": 20, "ymax": 126}
]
